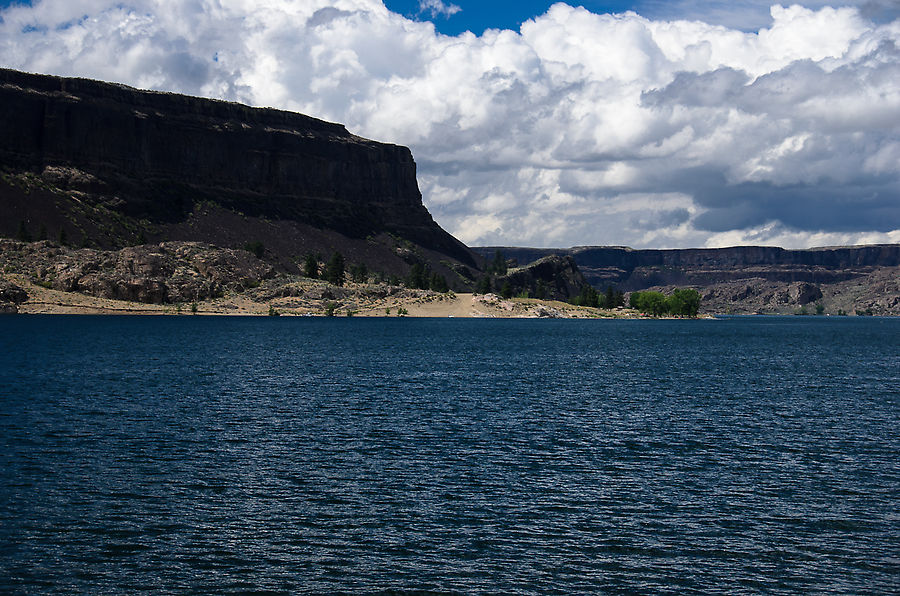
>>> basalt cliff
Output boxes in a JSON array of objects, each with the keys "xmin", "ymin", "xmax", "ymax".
[
  {"xmin": 0, "ymin": 68, "xmax": 477, "ymax": 281},
  {"xmin": 477, "ymin": 245, "xmax": 900, "ymax": 315}
]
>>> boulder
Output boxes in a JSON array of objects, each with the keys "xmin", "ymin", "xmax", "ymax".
[{"xmin": 0, "ymin": 280, "xmax": 28, "ymax": 304}]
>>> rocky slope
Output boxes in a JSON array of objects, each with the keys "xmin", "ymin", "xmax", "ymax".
[
  {"xmin": 0, "ymin": 239, "xmax": 449, "ymax": 314},
  {"xmin": 0, "ymin": 68, "xmax": 477, "ymax": 279},
  {"xmin": 477, "ymin": 245, "xmax": 900, "ymax": 315},
  {"xmin": 0, "ymin": 240, "xmax": 609, "ymax": 318}
]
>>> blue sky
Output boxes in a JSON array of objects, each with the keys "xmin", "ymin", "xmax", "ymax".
[
  {"xmin": 384, "ymin": 0, "xmax": 900, "ymax": 33},
  {"xmin": 1, "ymin": 1, "xmax": 898, "ymax": 249},
  {"xmin": 384, "ymin": 1, "xmax": 637, "ymax": 35}
]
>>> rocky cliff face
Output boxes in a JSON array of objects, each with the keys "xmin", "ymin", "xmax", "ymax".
[
  {"xmin": 0, "ymin": 68, "xmax": 475, "ymax": 268},
  {"xmin": 496, "ymin": 254, "xmax": 588, "ymax": 300},
  {"xmin": 477, "ymin": 245, "xmax": 900, "ymax": 315}
]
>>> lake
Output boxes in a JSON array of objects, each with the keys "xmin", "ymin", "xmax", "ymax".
[{"xmin": 1, "ymin": 315, "xmax": 898, "ymax": 593}]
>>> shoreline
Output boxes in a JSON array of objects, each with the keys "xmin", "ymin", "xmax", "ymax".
[
  {"xmin": 4, "ymin": 276, "xmax": 881, "ymax": 319},
  {"xmin": 4, "ymin": 274, "xmax": 659, "ymax": 319}
]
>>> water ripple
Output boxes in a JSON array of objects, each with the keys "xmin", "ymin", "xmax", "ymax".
[{"xmin": 1, "ymin": 316, "xmax": 898, "ymax": 593}]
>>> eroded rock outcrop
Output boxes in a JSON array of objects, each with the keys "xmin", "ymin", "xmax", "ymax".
[
  {"xmin": 0, "ymin": 239, "xmax": 274, "ymax": 304},
  {"xmin": 496, "ymin": 254, "xmax": 588, "ymax": 300}
]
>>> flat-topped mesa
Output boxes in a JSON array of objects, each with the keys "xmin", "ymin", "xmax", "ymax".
[
  {"xmin": 476, "ymin": 245, "xmax": 900, "ymax": 288},
  {"xmin": 0, "ymin": 68, "xmax": 475, "ymax": 266}
]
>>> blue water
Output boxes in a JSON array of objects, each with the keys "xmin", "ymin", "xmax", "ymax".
[{"xmin": 1, "ymin": 316, "xmax": 898, "ymax": 594}]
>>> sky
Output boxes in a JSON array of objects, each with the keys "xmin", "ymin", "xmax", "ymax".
[{"xmin": 1, "ymin": 1, "xmax": 898, "ymax": 249}]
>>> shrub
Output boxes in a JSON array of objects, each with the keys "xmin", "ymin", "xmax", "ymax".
[{"xmin": 243, "ymin": 241, "xmax": 265, "ymax": 258}]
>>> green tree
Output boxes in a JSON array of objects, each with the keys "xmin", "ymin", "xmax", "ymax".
[
  {"xmin": 475, "ymin": 275, "xmax": 492, "ymax": 294},
  {"xmin": 350, "ymin": 263, "xmax": 369, "ymax": 283},
  {"xmin": 58, "ymin": 228, "xmax": 68, "ymax": 246},
  {"xmin": 406, "ymin": 263, "xmax": 428, "ymax": 290},
  {"xmin": 489, "ymin": 249, "xmax": 508, "ymax": 275},
  {"xmin": 629, "ymin": 291, "xmax": 643, "ymax": 310},
  {"xmin": 632, "ymin": 291, "xmax": 667, "ymax": 316},
  {"xmin": 573, "ymin": 285, "xmax": 599, "ymax": 307},
  {"xmin": 499, "ymin": 280, "xmax": 513, "ymax": 299},
  {"xmin": 16, "ymin": 220, "xmax": 31, "ymax": 242},
  {"xmin": 604, "ymin": 286, "xmax": 615, "ymax": 309},
  {"xmin": 303, "ymin": 253, "xmax": 319, "ymax": 279},
  {"xmin": 429, "ymin": 272, "xmax": 449, "ymax": 293},
  {"xmin": 324, "ymin": 252, "xmax": 345, "ymax": 286},
  {"xmin": 671, "ymin": 288, "xmax": 701, "ymax": 317}
]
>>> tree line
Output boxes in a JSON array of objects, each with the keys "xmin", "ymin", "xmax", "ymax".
[
  {"xmin": 570, "ymin": 285, "xmax": 626, "ymax": 308},
  {"xmin": 302, "ymin": 251, "xmax": 450, "ymax": 292},
  {"xmin": 628, "ymin": 289, "xmax": 701, "ymax": 317}
]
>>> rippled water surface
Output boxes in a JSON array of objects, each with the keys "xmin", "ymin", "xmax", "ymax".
[{"xmin": 1, "ymin": 315, "xmax": 899, "ymax": 593}]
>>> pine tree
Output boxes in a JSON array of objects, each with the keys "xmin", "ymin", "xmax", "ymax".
[
  {"xmin": 303, "ymin": 253, "xmax": 319, "ymax": 279},
  {"xmin": 16, "ymin": 220, "xmax": 31, "ymax": 242},
  {"xmin": 324, "ymin": 252, "xmax": 345, "ymax": 286},
  {"xmin": 475, "ymin": 276, "xmax": 492, "ymax": 294}
]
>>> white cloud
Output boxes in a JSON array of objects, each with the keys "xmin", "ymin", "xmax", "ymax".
[
  {"xmin": 418, "ymin": 0, "xmax": 461, "ymax": 19},
  {"xmin": 1, "ymin": 0, "xmax": 898, "ymax": 249}
]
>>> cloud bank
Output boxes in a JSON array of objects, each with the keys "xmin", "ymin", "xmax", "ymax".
[{"xmin": 1, "ymin": 0, "xmax": 898, "ymax": 248}]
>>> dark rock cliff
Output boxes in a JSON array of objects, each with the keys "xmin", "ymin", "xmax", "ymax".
[
  {"xmin": 476, "ymin": 245, "xmax": 900, "ymax": 314},
  {"xmin": 0, "ymin": 68, "xmax": 475, "ymax": 268}
]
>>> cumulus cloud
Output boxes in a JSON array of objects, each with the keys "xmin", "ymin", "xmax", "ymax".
[{"xmin": 0, "ymin": 0, "xmax": 898, "ymax": 249}]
